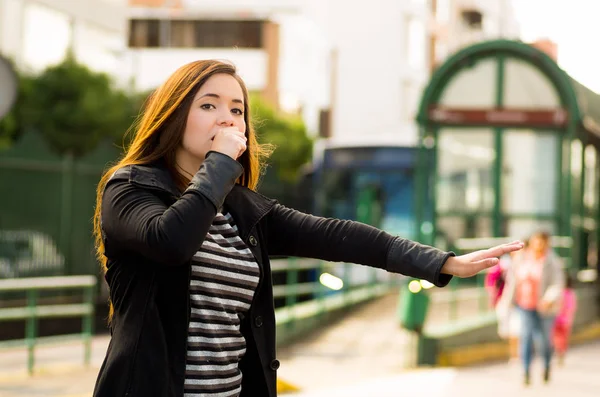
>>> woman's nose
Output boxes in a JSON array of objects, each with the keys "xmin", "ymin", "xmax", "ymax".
[{"xmin": 218, "ymin": 113, "xmax": 235, "ymax": 126}]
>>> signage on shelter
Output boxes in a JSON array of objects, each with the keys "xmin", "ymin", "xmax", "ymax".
[{"xmin": 428, "ymin": 106, "xmax": 568, "ymax": 127}]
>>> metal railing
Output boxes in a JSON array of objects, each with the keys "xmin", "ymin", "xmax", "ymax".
[
  {"xmin": 0, "ymin": 275, "xmax": 96, "ymax": 374},
  {"xmin": 271, "ymin": 258, "xmax": 401, "ymax": 341},
  {"xmin": 270, "ymin": 254, "xmax": 497, "ymax": 334},
  {"xmin": 429, "ymin": 281, "xmax": 491, "ymax": 325}
]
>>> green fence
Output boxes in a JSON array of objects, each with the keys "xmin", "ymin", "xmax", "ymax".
[
  {"xmin": 0, "ymin": 132, "xmax": 121, "ymax": 281},
  {"xmin": 0, "ymin": 275, "xmax": 96, "ymax": 374},
  {"xmin": 271, "ymin": 258, "xmax": 401, "ymax": 344}
]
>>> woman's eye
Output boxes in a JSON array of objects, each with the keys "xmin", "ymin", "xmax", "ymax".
[
  {"xmin": 232, "ymin": 108, "xmax": 244, "ymax": 115},
  {"xmin": 200, "ymin": 104, "xmax": 215, "ymax": 110}
]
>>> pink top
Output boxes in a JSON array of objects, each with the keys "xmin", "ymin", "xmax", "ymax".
[
  {"xmin": 555, "ymin": 289, "xmax": 577, "ymax": 327},
  {"xmin": 515, "ymin": 256, "xmax": 544, "ymax": 310},
  {"xmin": 485, "ymin": 264, "xmax": 505, "ymax": 307}
]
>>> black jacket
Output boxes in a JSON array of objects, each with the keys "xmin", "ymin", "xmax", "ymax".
[{"xmin": 93, "ymin": 151, "xmax": 453, "ymax": 397}]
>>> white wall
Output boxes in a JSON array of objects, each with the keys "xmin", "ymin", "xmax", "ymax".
[
  {"xmin": 300, "ymin": 0, "xmax": 430, "ymax": 145},
  {"xmin": 123, "ymin": 48, "xmax": 268, "ymax": 92},
  {"xmin": 0, "ymin": 0, "xmax": 127, "ymax": 77},
  {"xmin": 275, "ymin": 13, "xmax": 332, "ymax": 135}
]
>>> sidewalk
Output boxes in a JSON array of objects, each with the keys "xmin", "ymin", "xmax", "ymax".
[
  {"xmin": 277, "ymin": 288, "xmax": 486, "ymax": 391},
  {"xmin": 1, "ymin": 290, "xmax": 595, "ymax": 396},
  {"xmin": 292, "ymin": 341, "xmax": 600, "ymax": 397},
  {"xmin": 0, "ymin": 335, "xmax": 109, "ymax": 397},
  {"xmin": 4, "ymin": 338, "xmax": 593, "ymax": 397},
  {"xmin": 0, "ymin": 289, "xmax": 492, "ymax": 396},
  {"xmin": 0, "ymin": 290, "xmax": 472, "ymax": 396}
]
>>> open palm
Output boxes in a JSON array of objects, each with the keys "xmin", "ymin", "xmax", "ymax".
[{"xmin": 441, "ymin": 240, "xmax": 524, "ymax": 278}]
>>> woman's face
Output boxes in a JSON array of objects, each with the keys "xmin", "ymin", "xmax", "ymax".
[
  {"xmin": 178, "ymin": 73, "xmax": 246, "ymax": 169},
  {"xmin": 529, "ymin": 235, "xmax": 548, "ymax": 255}
]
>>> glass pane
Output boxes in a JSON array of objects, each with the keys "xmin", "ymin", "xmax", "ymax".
[
  {"xmin": 439, "ymin": 58, "xmax": 497, "ymax": 107},
  {"xmin": 504, "ymin": 218, "xmax": 556, "ymax": 240},
  {"xmin": 571, "ymin": 139, "xmax": 583, "ymax": 213},
  {"xmin": 502, "ymin": 130, "xmax": 558, "ymax": 215},
  {"xmin": 586, "ymin": 231, "xmax": 597, "ymax": 269},
  {"xmin": 437, "ymin": 216, "xmax": 493, "ymax": 250},
  {"xmin": 475, "ymin": 217, "xmax": 493, "ymax": 238},
  {"xmin": 571, "ymin": 139, "xmax": 583, "ymax": 177},
  {"xmin": 503, "ymin": 59, "xmax": 560, "ymax": 108},
  {"xmin": 437, "ymin": 129, "xmax": 495, "ymax": 213},
  {"xmin": 437, "ymin": 217, "xmax": 466, "ymax": 246},
  {"xmin": 584, "ymin": 145, "xmax": 597, "ymax": 212}
]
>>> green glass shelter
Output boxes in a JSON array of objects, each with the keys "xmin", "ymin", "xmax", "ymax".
[{"xmin": 414, "ymin": 39, "xmax": 600, "ymax": 270}]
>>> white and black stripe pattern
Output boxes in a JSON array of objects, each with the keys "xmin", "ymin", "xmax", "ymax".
[{"xmin": 184, "ymin": 212, "xmax": 260, "ymax": 397}]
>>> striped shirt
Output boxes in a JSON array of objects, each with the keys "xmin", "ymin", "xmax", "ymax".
[{"xmin": 184, "ymin": 212, "xmax": 260, "ymax": 397}]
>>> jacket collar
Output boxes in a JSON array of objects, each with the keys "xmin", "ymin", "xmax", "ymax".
[
  {"xmin": 125, "ymin": 161, "xmax": 277, "ymax": 241},
  {"xmin": 128, "ymin": 161, "xmax": 181, "ymax": 198}
]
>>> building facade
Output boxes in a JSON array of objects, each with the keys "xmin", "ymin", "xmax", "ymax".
[
  {"xmin": 122, "ymin": 0, "xmax": 330, "ymax": 135},
  {"xmin": 0, "ymin": 0, "xmax": 127, "ymax": 77},
  {"xmin": 300, "ymin": 0, "xmax": 432, "ymax": 146},
  {"xmin": 304, "ymin": 0, "xmax": 521, "ymax": 145}
]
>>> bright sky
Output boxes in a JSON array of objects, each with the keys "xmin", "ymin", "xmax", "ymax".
[{"xmin": 512, "ymin": 0, "xmax": 600, "ymax": 93}]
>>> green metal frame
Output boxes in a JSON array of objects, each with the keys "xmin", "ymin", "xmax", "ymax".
[
  {"xmin": 492, "ymin": 54, "xmax": 505, "ymax": 237},
  {"xmin": 415, "ymin": 39, "xmax": 600, "ymax": 270},
  {"xmin": 0, "ymin": 276, "xmax": 96, "ymax": 375},
  {"xmin": 416, "ymin": 40, "xmax": 582, "ymax": 124}
]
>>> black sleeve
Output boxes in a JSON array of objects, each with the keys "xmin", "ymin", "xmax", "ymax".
[
  {"xmin": 265, "ymin": 204, "xmax": 454, "ymax": 287},
  {"xmin": 101, "ymin": 152, "xmax": 243, "ymax": 265}
]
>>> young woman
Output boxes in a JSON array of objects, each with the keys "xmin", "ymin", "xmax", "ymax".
[
  {"xmin": 92, "ymin": 60, "xmax": 523, "ymax": 397},
  {"xmin": 498, "ymin": 231, "xmax": 564, "ymax": 386}
]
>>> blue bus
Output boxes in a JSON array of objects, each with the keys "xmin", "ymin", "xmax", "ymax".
[
  {"xmin": 309, "ymin": 139, "xmax": 429, "ymax": 240},
  {"xmin": 290, "ymin": 139, "xmax": 435, "ymax": 289}
]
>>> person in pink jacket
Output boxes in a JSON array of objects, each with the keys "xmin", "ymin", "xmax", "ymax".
[
  {"xmin": 485, "ymin": 260, "xmax": 506, "ymax": 308},
  {"xmin": 553, "ymin": 272, "xmax": 577, "ymax": 365},
  {"xmin": 497, "ymin": 231, "xmax": 564, "ymax": 386}
]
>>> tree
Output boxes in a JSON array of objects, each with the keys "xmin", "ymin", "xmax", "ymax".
[
  {"xmin": 0, "ymin": 70, "xmax": 34, "ymax": 149},
  {"xmin": 250, "ymin": 95, "xmax": 313, "ymax": 184},
  {"xmin": 249, "ymin": 95, "xmax": 313, "ymax": 209},
  {"xmin": 23, "ymin": 54, "xmax": 138, "ymax": 157}
]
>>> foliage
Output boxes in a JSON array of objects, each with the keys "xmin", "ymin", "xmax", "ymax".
[
  {"xmin": 28, "ymin": 55, "xmax": 132, "ymax": 156},
  {"xmin": 250, "ymin": 94, "xmax": 313, "ymax": 184},
  {"xmin": 0, "ymin": 55, "xmax": 313, "ymax": 185},
  {"xmin": 10, "ymin": 54, "xmax": 140, "ymax": 157}
]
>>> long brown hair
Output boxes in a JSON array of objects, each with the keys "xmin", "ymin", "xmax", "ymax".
[{"xmin": 93, "ymin": 60, "xmax": 272, "ymax": 320}]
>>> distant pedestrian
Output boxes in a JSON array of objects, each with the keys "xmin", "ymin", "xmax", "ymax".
[
  {"xmin": 553, "ymin": 272, "xmax": 577, "ymax": 365},
  {"xmin": 497, "ymin": 231, "xmax": 564, "ymax": 386}
]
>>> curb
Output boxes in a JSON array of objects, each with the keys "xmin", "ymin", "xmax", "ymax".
[
  {"xmin": 277, "ymin": 378, "xmax": 301, "ymax": 394},
  {"xmin": 437, "ymin": 321, "xmax": 600, "ymax": 367},
  {"xmin": 0, "ymin": 363, "xmax": 96, "ymax": 383}
]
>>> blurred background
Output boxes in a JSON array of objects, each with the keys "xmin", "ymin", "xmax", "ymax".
[{"xmin": 0, "ymin": 0, "xmax": 598, "ymax": 396}]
